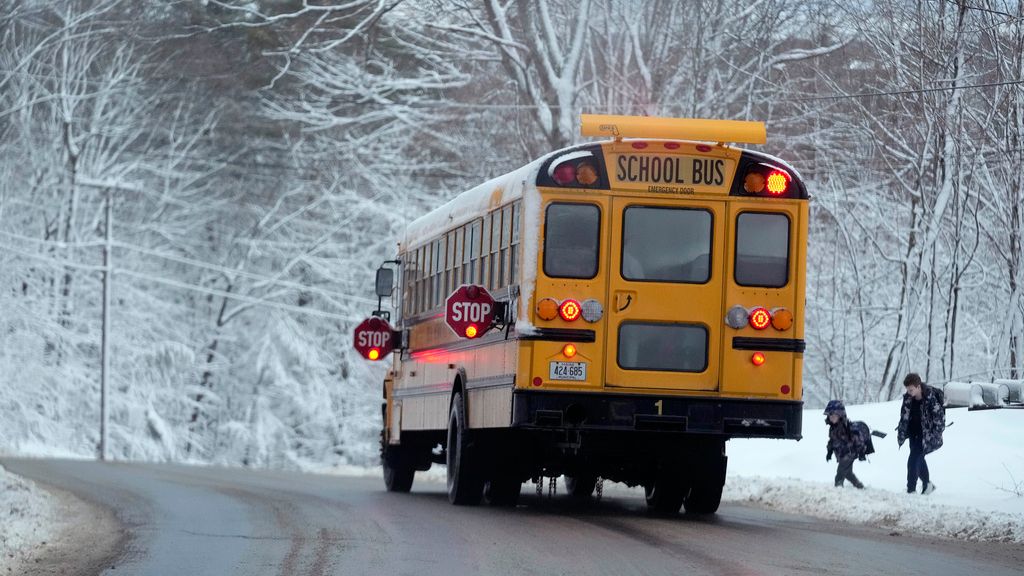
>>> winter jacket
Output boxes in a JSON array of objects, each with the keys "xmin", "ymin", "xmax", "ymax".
[
  {"xmin": 896, "ymin": 385, "xmax": 946, "ymax": 454},
  {"xmin": 826, "ymin": 416, "xmax": 872, "ymax": 461}
]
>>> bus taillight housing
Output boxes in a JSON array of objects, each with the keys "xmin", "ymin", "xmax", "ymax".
[{"xmin": 731, "ymin": 152, "xmax": 807, "ymax": 199}]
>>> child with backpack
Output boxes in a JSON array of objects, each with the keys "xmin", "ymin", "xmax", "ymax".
[{"xmin": 824, "ymin": 400, "xmax": 875, "ymax": 489}]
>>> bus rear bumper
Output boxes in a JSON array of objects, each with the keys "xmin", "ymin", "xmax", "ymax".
[{"xmin": 511, "ymin": 389, "xmax": 802, "ymax": 440}]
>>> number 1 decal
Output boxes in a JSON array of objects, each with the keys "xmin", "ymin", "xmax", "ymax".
[{"xmin": 654, "ymin": 399, "xmax": 663, "ymax": 416}]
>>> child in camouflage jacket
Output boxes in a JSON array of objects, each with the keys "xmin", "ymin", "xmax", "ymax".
[{"xmin": 824, "ymin": 400, "xmax": 871, "ymax": 489}]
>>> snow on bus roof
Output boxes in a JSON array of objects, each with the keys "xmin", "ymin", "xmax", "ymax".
[{"xmin": 402, "ymin": 154, "xmax": 550, "ymax": 249}]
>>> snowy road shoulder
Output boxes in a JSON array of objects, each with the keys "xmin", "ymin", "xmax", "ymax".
[
  {"xmin": 1, "ymin": 463, "xmax": 57, "ymax": 571},
  {"xmin": 725, "ymin": 399, "xmax": 1024, "ymax": 543},
  {"xmin": 724, "ymin": 478, "xmax": 1024, "ymax": 543}
]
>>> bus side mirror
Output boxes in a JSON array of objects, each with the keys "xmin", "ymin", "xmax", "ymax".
[{"xmin": 375, "ymin": 268, "xmax": 394, "ymax": 298}]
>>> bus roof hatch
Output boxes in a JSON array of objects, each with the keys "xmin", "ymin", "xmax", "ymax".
[{"xmin": 580, "ymin": 114, "xmax": 766, "ymax": 145}]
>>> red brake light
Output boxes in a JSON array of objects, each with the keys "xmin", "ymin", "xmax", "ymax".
[
  {"xmin": 559, "ymin": 299, "xmax": 582, "ymax": 322},
  {"xmin": 752, "ymin": 352, "xmax": 766, "ymax": 366},
  {"xmin": 749, "ymin": 307, "xmax": 772, "ymax": 330}
]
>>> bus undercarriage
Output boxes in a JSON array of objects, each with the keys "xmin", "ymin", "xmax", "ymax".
[{"xmin": 382, "ymin": 388, "xmax": 802, "ymax": 514}]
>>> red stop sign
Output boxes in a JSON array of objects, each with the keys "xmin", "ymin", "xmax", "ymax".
[
  {"xmin": 445, "ymin": 285, "xmax": 497, "ymax": 339},
  {"xmin": 353, "ymin": 316, "xmax": 395, "ymax": 361}
]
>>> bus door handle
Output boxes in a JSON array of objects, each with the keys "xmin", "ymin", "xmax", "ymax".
[{"xmin": 615, "ymin": 291, "xmax": 635, "ymax": 313}]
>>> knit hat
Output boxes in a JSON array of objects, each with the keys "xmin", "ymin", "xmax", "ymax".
[{"xmin": 823, "ymin": 399, "xmax": 846, "ymax": 416}]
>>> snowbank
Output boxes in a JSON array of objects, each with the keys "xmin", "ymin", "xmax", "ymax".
[
  {"xmin": 726, "ymin": 400, "xmax": 1024, "ymax": 542},
  {"xmin": 0, "ymin": 464, "xmax": 57, "ymax": 570}
]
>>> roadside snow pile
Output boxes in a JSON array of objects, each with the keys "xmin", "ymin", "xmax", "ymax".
[
  {"xmin": 0, "ymin": 464, "xmax": 56, "ymax": 569},
  {"xmin": 726, "ymin": 399, "xmax": 1024, "ymax": 542},
  {"xmin": 725, "ymin": 478, "xmax": 1023, "ymax": 542}
]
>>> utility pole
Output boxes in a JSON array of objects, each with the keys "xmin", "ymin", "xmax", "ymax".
[{"xmin": 99, "ymin": 187, "xmax": 112, "ymax": 461}]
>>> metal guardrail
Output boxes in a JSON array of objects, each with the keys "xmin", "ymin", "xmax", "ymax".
[{"xmin": 942, "ymin": 380, "xmax": 1024, "ymax": 410}]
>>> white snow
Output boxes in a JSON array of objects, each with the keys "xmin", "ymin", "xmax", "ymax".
[
  {"xmin": 726, "ymin": 400, "xmax": 1024, "ymax": 542},
  {"xmin": 0, "ymin": 464, "xmax": 56, "ymax": 570}
]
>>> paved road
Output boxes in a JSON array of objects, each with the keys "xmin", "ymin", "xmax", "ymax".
[{"xmin": 3, "ymin": 459, "xmax": 1022, "ymax": 576}]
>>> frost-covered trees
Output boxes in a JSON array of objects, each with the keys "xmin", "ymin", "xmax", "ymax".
[{"xmin": 4, "ymin": 0, "xmax": 1024, "ymax": 469}]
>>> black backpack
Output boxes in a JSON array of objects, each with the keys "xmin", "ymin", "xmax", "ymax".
[{"xmin": 850, "ymin": 421, "xmax": 875, "ymax": 459}]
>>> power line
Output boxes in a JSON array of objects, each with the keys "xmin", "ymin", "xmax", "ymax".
[
  {"xmin": 789, "ymin": 79, "xmax": 1024, "ymax": 102},
  {"xmin": 1, "ymin": 243, "xmax": 106, "ymax": 271},
  {"xmin": 117, "ymin": 268, "xmax": 361, "ymax": 323},
  {"xmin": 0, "ymin": 230, "xmax": 380, "ymax": 306},
  {"xmin": 115, "ymin": 241, "xmax": 379, "ymax": 306}
]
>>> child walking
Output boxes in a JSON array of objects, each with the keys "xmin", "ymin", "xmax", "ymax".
[{"xmin": 824, "ymin": 400, "xmax": 866, "ymax": 489}]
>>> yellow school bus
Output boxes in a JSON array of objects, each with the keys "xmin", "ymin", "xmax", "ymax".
[{"xmin": 367, "ymin": 114, "xmax": 807, "ymax": 514}]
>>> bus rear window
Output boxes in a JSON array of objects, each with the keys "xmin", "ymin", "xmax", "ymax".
[
  {"xmin": 622, "ymin": 206, "xmax": 711, "ymax": 283},
  {"xmin": 543, "ymin": 203, "xmax": 600, "ymax": 279},
  {"xmin": 735, "ymin": 212, "xmax": 790, "ymax": 287},
  {"xmin": 618, "ymin": 322, "xmax": 707, "ymax": 372}
]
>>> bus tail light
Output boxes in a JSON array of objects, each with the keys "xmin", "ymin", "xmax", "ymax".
[
  {"xmin": 537, "ymin": 298, "xmax": 559, "ymax": 320},
  {"xmin": 771, "ymin": 308, "xmax": 793, "ymax": 330},
  {"xmin": 749, "ymin": 307, "xmax": 772, "ymax": 330},
  {"xmin": 559, "ymin": 299, "xmax": 582, "ymax": 322},
  {"xmin": 752, "ymin": 352, "xmax": 766, "ymax": 366},
  {"xmin": 562, "ymin": 343, "xmax": 578, "ymax": 358}
]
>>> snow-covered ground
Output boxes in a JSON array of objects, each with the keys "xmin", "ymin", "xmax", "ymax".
[
  {"xmin": 725, "ymin": 400, "xmax": 1024, "ymax": 542},
  {"xmin": 337, "ymin": 400, "xmax": 1024, "ymax": 543},
  {"xmin": 0, "ymin": 464, "xmax": 56, "ymax": 571}
]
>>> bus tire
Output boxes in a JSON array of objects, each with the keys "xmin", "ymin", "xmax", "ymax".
[
  {"xmin": 383, "ymin": 451, "xmax": 415, "ymax": 493},
  {"xmin": 684, "ymin": 454, "xmax": 727, "ymax": 514},
  {"xmin": 446, "ymin": 392, "xmax": 483, "ymax": 505},
  {"xmin": 644, "ymin": 472, "xmax": 686, "ymax": 515},
  {"xmin": 483, "ymin": 477, "xmax": 521, "ymax": 506},
  {"xmin": 564, "ymin": 475, "xmax": 597, "ymax": 499}
]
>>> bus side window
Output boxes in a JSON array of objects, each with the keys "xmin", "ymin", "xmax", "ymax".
[
  {"xmin": 434, "ymin": 238, "xmax": 445, "ymax": 308},
  {"xmin": 418, "ymin": 245, "xmax": 427, "ymax": 314},
  {"xmin": 499, "ymin": 205, "xmax": 511, "ymax": 288},
  {"xmin": 510, "ymin": 202, "xmax": 520, "ymax": 283},
  {"xmin": 481, "ymin": 215, "xmax": 491, "ymax": 290},
  {"xmin": 490, "ymin": 210, "xmax": 501, "ymax": 288},
  {"xmin": 403, "ymin": 249, "xmax": 411, "ymax": 315},
  {"xmin": 463, "ymin": 221, "xmax": 476, "ymax": 284},
  {"xmin": 452, "ymin": 228, "xmax": 460, "ymax": 291}
]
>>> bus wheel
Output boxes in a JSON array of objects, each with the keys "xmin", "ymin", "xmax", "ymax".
[
  {"xmin": 483, "ymin": 477, "xmax": 521, "ymax": 506},
  {"xmin": 447, "ymin": 392, "xmax": 483, "ymax": 505},
  {"xmin": 644, "ymin": 472, "xmax": 687, "ymax": 515},
  {"xmin": 684, "ymin": 453, "xmax": 727, "ymax": 514},
  {"xmin": 564, "ymin": 475, "xmax": 597, "ymax": 499},
  {"xmin": 383, "ymin": 449, "xmax": 415, "ymax": 493}
]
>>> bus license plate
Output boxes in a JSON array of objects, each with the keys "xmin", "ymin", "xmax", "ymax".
[{"xmin": 549, "ymin": 361, "xmax": 587, "ymax": 381}]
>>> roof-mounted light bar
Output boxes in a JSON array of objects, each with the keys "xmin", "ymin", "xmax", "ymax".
[{"xmin": 580, "ymin": 114, "xmax": 766, "ymax": 145}]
